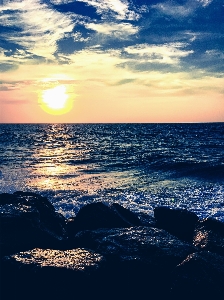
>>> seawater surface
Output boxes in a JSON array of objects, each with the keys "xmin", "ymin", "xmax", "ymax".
[{"xmin": 0, "ymin": 123, "xmax": 224, "ymax": 220}]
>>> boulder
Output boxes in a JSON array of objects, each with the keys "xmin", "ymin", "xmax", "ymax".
[
  {"xmin": 0, "ymin": 192, "xmax": 67, "ymax": 256},
  {"xmin": 66, "ymin": 202, "xmax": 142, "ymax": 236},
  {"xmin": 193, "ymin": 217, "xmax": 224, "ymax": 256},
  {"xmin": 170, "ymin": 251, "xmax": 224, "ymax": 299},
  {"xmin": 75, "ymin": 226, "xmax": 196, "ymax": 298},
  {"xmin": 154, "ymin": 206, "xmax": 199, "ymax": 242},
  {"xmin": 136, "ymin": 212, "xmax": 157, "ymax": 227},
  {"xmin": 110, "ymin": 202, "xmax": 142, "ymax": 226},
  {"xmin": 1, "ymin": 248, "xmax": 105, "ymax": 300},
  {"xmin": 75, "ymin": 226, "xmax": 196, "ymax": 267}
]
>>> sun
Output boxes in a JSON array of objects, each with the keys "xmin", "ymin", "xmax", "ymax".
[
  {"xmin": 43, "ymin": 85, "xmax": 68, "ymax": 109},
  {"xmin": 39, "ymin": 85, "xmax": 74, "ymax": 115}
]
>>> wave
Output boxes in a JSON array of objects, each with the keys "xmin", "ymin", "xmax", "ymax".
[
  {"xmin": 181, "ymin": 164, "xmax": 224, "ymax": 180},
  {"xmin": 147, "ymin": 160, "xmax": 224, "ymax": 180},
  {"xmin": 67, "ymin": 159, "xmax": 96, "ymax": 165}
]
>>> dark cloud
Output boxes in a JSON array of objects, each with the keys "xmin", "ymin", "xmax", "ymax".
[
  {"xmin": 113, "ymin": 78, "xmax": 136, "ymax": 85},
  {"xmin": 0, "ymin": 63, "xmax": 18, "ymax": 72},
  {"xmin": 116, "ymin": 61, "xmax": 182, "ymax": 73},
  {"xmin": 56, "ymin": 23, "xmax": 93, "ymax": 54}
]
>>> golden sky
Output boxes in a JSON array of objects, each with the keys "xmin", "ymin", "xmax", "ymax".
[{"xmin": 0, "ymin": 0, "xmax": 224, "ymax": 123}]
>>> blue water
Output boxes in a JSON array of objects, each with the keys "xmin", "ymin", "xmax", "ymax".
[{"xmin": 0, "ymin": 123, "xmax": 224, "ymax": 220}]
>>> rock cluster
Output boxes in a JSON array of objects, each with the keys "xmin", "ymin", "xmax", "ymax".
[{"xmin": 1, "ymin": 191, "xmax": 224, "ymax": 300}]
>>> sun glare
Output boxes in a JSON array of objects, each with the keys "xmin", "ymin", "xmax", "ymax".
[{"xmin": 39, "ymin": 85, "xmax": 74, "ymax": 115}]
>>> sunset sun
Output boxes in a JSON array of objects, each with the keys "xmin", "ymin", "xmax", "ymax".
[{"xmin": 39, "ymin": 85, "xmax": 74, "ymax": 115}]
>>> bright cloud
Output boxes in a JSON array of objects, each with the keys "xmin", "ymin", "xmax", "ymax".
[
  {"xmin": 86, "ymin": 22, "xmax": 139, "ymax": 38},
  {"xmin": 197, "ymin": 0, "xmax": 213, "ymax": 7},
  {"xmin": 0, "ymin": 0, "xmax": 74, "ymax": 60},
  {"xmin": 50, "ymin": 0, "xmax": 75, "ymax": 4},
  {"xmin": 152, "ymin": 0, "xmax": 214, "ymax": 18},
  {"xmin": 79, "ymin": 0, "xmax": 140, "ymax": 20},
  {"xmin": 124, "ymin": 43, "xmax": 193, "ymax": 64},
  {"xmin": 152, "ymin": 1, "xmax": 196, "ymax": 18}
]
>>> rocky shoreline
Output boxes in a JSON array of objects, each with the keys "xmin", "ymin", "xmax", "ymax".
[{"xmin": 1, "ymin": 191, "xmax": 224, "ymax": 299}]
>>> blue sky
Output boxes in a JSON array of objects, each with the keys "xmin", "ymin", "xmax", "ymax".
[{"xmin": 0, "ymin": 0, "xmax": 224, "ymax": 122}]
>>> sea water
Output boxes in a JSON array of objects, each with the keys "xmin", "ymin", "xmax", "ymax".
[{"xmin": 0, "ymin": 123, "xmax": 224, "ymax": 220}]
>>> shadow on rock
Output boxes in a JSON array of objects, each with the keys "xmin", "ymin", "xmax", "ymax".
[{"xmin": 0, "ymin": 192, "xmax": 67, "ymax": 256}]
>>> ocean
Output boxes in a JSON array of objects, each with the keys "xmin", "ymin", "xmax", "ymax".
[{"xmin": 0, "ymin": 123, "xmax": 224, "ymax": 221}]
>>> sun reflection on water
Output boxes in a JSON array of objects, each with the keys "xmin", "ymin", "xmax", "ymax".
[{"xmin": 27, "ymin": 124, "xmax": 155, "ymax": 194}]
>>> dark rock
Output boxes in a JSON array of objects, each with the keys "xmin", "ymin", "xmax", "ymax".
[
  {"xmin": 3, "ymin": 195, "xmax": 222, "ymax": 300},
  {"xmin": 0, "ymin": 192, "xmax": 67, "ymax": 256},
  {"xmin": 75, "ymin": 226, "xmax": 196, "ymax": 298},
  {"xmin": 170, "ymin": 251, "xmax": 224, "ymax": 299},
  {"xmin": 110, "ymin": 202, "xmax": 142, "ymax": 226},
  {"xmin": 193, "ymin": 217, "xmax": 224, "ymax": 256},
  {"xmin": 1, "ymin": 248, "xmax": 105, "ymax": 300},
  {"xmin": 154, "ymin": 206, "xmax": 199, "ymax": 242},
  {"xmin": 0, "ymin": 193, "xmax": 20, "ymax": 205},
  {"xmin": 137, "ymin": 212, "xmax": 157, "ymax": 227},
  {"xmin": 75, "ymin": 226, "xmax": 196, "ymax": 266},
  {"xmin": 67, "ymin": 202, "xmax": 142, "ymax": 236}
]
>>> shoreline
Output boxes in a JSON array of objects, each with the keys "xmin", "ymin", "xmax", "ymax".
[{"xmin": 1, "ymin": 191, "xmax": 224, "ymax": 299}]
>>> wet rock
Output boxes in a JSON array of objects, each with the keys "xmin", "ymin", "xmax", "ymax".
[
  {"xmin": 137, "ymin": 212, "xmax": 157, "ymax": 227},
  {"xmin": 0, "ymin": 193, "xmax": 20, "ymax": 205},
  {"xmin": 75, "ymin": 226, "xmax": 196, "ymax": 266},
  {"xmin": 75, "ymin": 226, "xmax": 196, "ymax": 298},
  {"xmin": 0, "ymin": 192, "xmax": 67, "ymax": 256},
  {"xmin": 154, "ymin": 206, "xmax": 199, "ymax": 242},
  {"xmin": 170, "ymin": 251, "xmax": 224, "ymax": 299},
  {"xmin": 1, "ymin": 248, "xmax": 105, "ymax": 300},
  {"xmin": 193, "ymin": 217, "xmax": 224, "ymax": 256},
  {"xmin": 110, "ymin": 202, "xmax": 142, "ymax": 226},
  {"xmin": 67, "ymin": 202, "xmax": 142, "ymax": 236}
]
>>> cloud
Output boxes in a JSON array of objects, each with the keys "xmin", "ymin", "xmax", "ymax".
[
  {"xmin": 72, "ymin": 31, "xmax": 90, "ymax": 42},
  {"xmin": 79, "ymin": 0, "xmax": 140, "ymax": 20},
  {"xmin": 185, "ymin": 48, "xmax": 224, "ymax": 73},
  {"xmin": 49, "ymin": 0, "xmax": 75, "ymax": 4},
  {"xmin": 124, "ymin": 43, "xmax": 193, "ymax": 64},
  {"xmin": 0, "ymin": 80, "xmax": 36, "ymax": 92},
  {"xmin": 151, "ymin": 0, "xmax": 214, "ymax": 19},
  {"xmin": 197, "ymin": 0, "xmax": 213, "ymax": 7},
  {"xmin": 113, "ymin": 78, "xmax": 136, "ymax": 85},
  {"xmin": 205, "ymin": 49, "xmax": 224, "ymax": 59},
  {"xmin": 0, "ymin": 0, "xmax": 223, "ymax": 83},
  {"xmin": 0, "ymin": 63, "xmax": 18, "ymax": 72},
  {"xmin": 152, "ymin": 1, "xmax": 196, "ymax": 18},
  {"xmin": 86, "ymin": 22, "xmax": 139, "ymax": 38},
  {"xmin": 0, "ymin": 85, "xmax": 11, "ymax": 91},
  {"xmin": 0, "ymin": 0, "xmax": 75, "ymax": 60}
]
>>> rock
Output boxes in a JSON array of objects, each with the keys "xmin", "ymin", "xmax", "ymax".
[
  {"xmin": 75, "ymin": 226, "xmax": 196, "ymax": 266},
  {"xmin": 0, "ymin": 193, "xmax": 20, "ymax": 205},
  {"xmin": 154, "ymin": 206, "xmax": 199, "ymax": 242},
  {"xmin": 2, "ymin": 196, "xmax": 221, "ymax": 300},
  {"xmin": 67, "ymin": 202, "xmax": 142, "ymax": 236},
  {"xmin": 136, "ymin": 212, "xmax": 157, "ymax": 227},
  {"xmin": 1, "ymin": 248, "xmax": 105, "ymax": 300},
  {"xmin": 0, "ymin": 192, "xmax": 67, "ymax": 256},
  {"xmin": 193, "ymin": 217, "xmax": 224, "ymax": 256},
  {"xmin": 170, "ymin": 251, "xmax": 224, "ymax": 299},
  {"xmin": 75, "ymin": 226, "xmax": 196, "ymax": 298},
  {"xmin": 110, "ymin": 202, "xmax": 142, "ymax": 226}
]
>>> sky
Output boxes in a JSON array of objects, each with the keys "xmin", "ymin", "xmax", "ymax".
[{"xmin": 0, "ymin": 0, "xmax": 224, "ymax": 123}]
